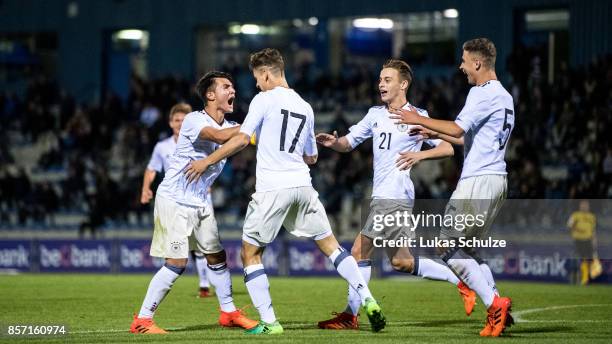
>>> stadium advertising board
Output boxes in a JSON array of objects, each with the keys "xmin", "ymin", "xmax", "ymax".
[
  {"xmin": 0, "ymin": 240, "xmax": 31, "ymax": 271},
  {"xmin": 1, "ymin": 238, "xmax": 609, "ymax": 283},
  {"xmin": 222, "ymin": 239, "xmax": 280, "ymax": 275},
  {"xmin": 119, "ymin": 240, "xmax": 164, "ymax": 272},
  {"xmin": 287, "ymin": 241, "xmax": 354, "ymax": 276},
  {"xmin": 38, "ymin": 240, "xmax": 112, "ymax": 272}
]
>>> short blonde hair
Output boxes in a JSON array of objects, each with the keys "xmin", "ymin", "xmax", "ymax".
[
  {"xmin": 463, "ymin": 38, "xmax": 497, "ymax": 69},
  {"xmin": 382, "ymin": 59, "xmax": 414, "ymax": 91},
  {"xmin": 249, "ymin": 48, "xmax": 285, "ymax": 75},
  {"xmin": 169, "ymin": 103, "xmax": 192, "ymax": 121}
]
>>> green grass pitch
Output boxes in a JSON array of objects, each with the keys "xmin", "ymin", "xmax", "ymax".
[{"xmin": 1, "ymin": 274, "xmax": 611, "ymax": 343}]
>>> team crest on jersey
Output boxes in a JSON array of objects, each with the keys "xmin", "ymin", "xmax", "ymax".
[
  {"xmin": 373, "ymin": 122, "xmax": 378, "ymax": 128},
  {"xmin": 396, "ymin": 123, "xmax": 409, "ymax": 132},
  {"xmin": 170, "ymin": 241, "xmax": 183, "ymax": 253}
]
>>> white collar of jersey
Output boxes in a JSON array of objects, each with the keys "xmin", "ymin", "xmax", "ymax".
[
  {"xmin": 477, "ymin": 79, "xmax": 499, "ymax": 87},
  {"xmin": 200, "ymin": 110, "xmax": 225, "ymax": 126},
  {"xmin": 383, "ymin": 101, "xmax": 411, "ymax": 112},
  {"xmin": 272, "ymin": 85, "xmax": 292, "ymax": 91}
]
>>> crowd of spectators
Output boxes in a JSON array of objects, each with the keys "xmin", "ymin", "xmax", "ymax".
[{"xmin": 0, "ymin": 51, "xmax": 610, "ymax": 231}]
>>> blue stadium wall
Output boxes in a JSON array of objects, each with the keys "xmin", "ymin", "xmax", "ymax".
[{"xmin": 1, "ymin": 0, "xmax": 610, "ymax": 102}]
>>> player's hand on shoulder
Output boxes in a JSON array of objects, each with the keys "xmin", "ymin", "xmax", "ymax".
[
  {"xmin": 389, "ymin": 106, "xmax": 420, "ymax": 125},
  {"xmin": 396, "ymin": 151, "xmax": 423, "ymax": 170},
  {"xmin": 316, "ymin": 130, "xmax": 338, "ymax": 147},
  {"xmin": 409, "ymin": 126, "xmax": 438, "ymax": 141},
  {"xmin": 184, "ymin": 159, "xmax": 210, "ymax": 184},
  {"xmin": 140, "ymin": 189, "xmax": 153, "ymax": 204}
]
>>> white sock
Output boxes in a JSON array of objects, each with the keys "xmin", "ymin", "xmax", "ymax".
[
  {"xmin": 244, "ymin": 264, "xmax": 276, "ymax": 323},
  {"xmin": 329, "ymin": 247, "xmax": 373, "ymax": 304},
  {"xmin": 345, "ymin": 260, "xmax": 371, "ymax": 315},
  {"xmin": 195, "ymin": 256, "xmax": 210, "ymax": 288},
  {"xmin": 208, "ymin": 262, "xmax": 236, "ymax": 312},
  {"xmin": 414, "ymin": 257, "xmax": 460, "ymax": 285},
  {"xmin": 479, "ymin": 263, "xmax": 499, "ymax": 296},
  {"xmin": 138, "ymin": 265, "xmax": 183, "ymax": 318},
  {"xmin": 445, "ymin": 249, "xmax": 495, "ymax": 308}
]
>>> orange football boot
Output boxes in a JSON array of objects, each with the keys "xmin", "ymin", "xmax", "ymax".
[
  {"xmin": 318, "ymin": 312, "xmax": 359, "ymax": 330},
  {"xmin": 129, "ymin": 314, "xmax": 168, "ymax": 334},
  {"xmin": 218, "ymin": 307, "xmax": 259, "ymax": 329},
  {"xmin": 457, "ymin": 281, "xmax": 477, "ymax": 316},
  {"xmin": 480, "ymin": 296, "xmax": 513, "ymax": 337},
  {"xmin": 198, "ymin": 287, "xmax": 212, "ymax": 298}
]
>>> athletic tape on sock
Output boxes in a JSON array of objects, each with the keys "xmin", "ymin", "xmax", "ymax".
[
  {"xmin": 357, "ymin": 260, "xmax": 372, "ymax": 267},
  {"xmin": 244, "ymin": 269, "xmax": 266, "ymax": 283},
  {"xmin": 333, "ymin": 250, "xmax": 351, "ymax": 268},
  {"xmin": 207, "ymin": 262, "xmax": 227, "ymax": 271},
  {"xmin": 164, "ymin": 263, "xmax": 185, "ymax": 275}
]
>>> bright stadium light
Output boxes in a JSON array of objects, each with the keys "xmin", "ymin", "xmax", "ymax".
[
  {"xmin": 308, "ymin": 17, "xmax": 319, "ymax": 26},
  {"xmin": 293, "ymin": 18, "xmax": 304, "ymax": 27},
  {"xmin": 352, "ymin": 18, "xmax": 394, "ymax": 30},
  {"xmin": 443, "ymin": 8, "xmax": 459, "ymax": 18},
  {"xmin": 117, "ymin": 29, "xmax": 144, "ymax": 40},
  {"xmin": 229, "ymin": 24, "xmax": 242, "ymax": 35},
  {"xmin": 241, "ymin": 24, "xmax": 260, "ymax": 35}
]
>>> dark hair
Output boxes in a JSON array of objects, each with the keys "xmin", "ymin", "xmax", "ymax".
[
  {"xmin": 249, "ymin": 48, "xmax": 284, "ymax": 75},
  {"xmin": 462, "ymin": 38, "xmax": 497, "ymax": 69},
  {"xmin": 168, "ymin": 103, "xmax": 192, "ymax": 121},
  {"xmin": 382, "ymin": 59, "xmax": 414, "ymax": 91},
  {"xmin": 195, "ymin": 71, "xmax": 234, "ymax": 105}
]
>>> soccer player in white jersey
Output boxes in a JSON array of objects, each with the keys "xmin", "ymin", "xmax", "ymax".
[
  {"xmin": 139, "ymin": 103, "xmax": 213, "ymax": 299},
  {"xmin": 184, "ymin": 48, "xmax": 386, "ymax": 334},
  {"xmin": 390, "ymin": 38, "xmax": 514, "ymax": 337},
  {"xmin": 130, "ymin": 71, "xmax": 258, "ymax": 334},
  {"xmin": 316, "ymin": 59, "xmax": 476, "ymax": 330}
]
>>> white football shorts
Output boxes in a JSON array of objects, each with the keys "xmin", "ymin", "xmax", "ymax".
[
  {"xmin": 150, "ymin": 194, "xmax": 223, "ymax": 258},
  {"xmin": 242, "ymin": 186, "xmax": 333, "ymax": 246},
  {"xmin": 441, "ymin": 174, "xmax": 507, "ymax": 239}
]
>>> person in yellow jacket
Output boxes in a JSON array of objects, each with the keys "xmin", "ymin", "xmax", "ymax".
[{"xmin": 567, "ymin": 200, "xmax": 598, "ymax": 285}]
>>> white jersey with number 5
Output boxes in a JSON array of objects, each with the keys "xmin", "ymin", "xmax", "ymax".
[
  {"xmin": 239, "ymin": 86, "xmax": 316, "ymax": 192},
  {"xmin": 454, "ymin": 80, "xmax": 514, "ymax": 180}
]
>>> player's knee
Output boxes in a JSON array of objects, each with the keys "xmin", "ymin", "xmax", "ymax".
[
  {"xmin": 165, "ymin": 258, "xmax": 188, "ymax": 268},
  {"xmin": 435, "ymin": 246, "xmax": 448, "ymax": 256},
  {"xmin": 391, "ymin": 257, "xmax": 414, "ymax": 273},
  {"xmin": 206, "ymin": 250, "xmax": 226, "ymax": 265}
]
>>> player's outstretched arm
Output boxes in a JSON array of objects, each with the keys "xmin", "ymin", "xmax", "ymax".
[
  {"xmin": 409, "ymin": 126, "xmax": 464, "ymax": 146},
  {"xmin": 184, "ymin": 133, "xmax": 250, "ymax": 183},
  {"xmin": 198, "ymin": 126, "xmax": 241, "ymax": 144},
  {"xmin": 389, "ymin": 108, "xmax": 464, "ymax": 138},
  {"xmin": 140, "ymin": 169, "xmax": 157, "ymax": 204},
  {"xmin": 316, "ymin": 131, "xmax": 353, "ymax": 152},
  {"xmin": 396, "ymin": 141, "xmax": 454, "ymax": 171}
]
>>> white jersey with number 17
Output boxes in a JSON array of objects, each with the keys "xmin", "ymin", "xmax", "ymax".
[
  {"xmin": 455, "ymin": 80, "xmax": 514, "ymax": 180},
  {"xmin": 239, "ymin": 86, "xmax": 316, "ymax": 192}
]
